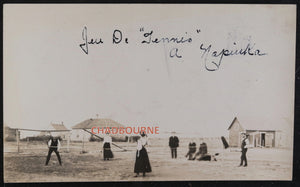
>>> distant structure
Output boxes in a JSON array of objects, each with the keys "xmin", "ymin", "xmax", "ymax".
[
  {"xmin": 227, "ymin": 117, "xmax": 288, "ymax": 148},
  {"xmin": 71, "ymin": 118, "xmax": 126, "ymax": 142},
  {"xmin": 40, "ymin": 122, "xmax": 70, "ymax": 140},
  {"xmin": 4, "ymin": 125, "xmax": 18, "ymax": 141}
]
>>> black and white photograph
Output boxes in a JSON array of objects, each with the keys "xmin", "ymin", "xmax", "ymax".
[{"xmin": 3, "ymin": 4, "xmax": 296, "ymax": 182}]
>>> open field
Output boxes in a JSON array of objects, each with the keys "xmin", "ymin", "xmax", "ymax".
[{"xmin": 4, "ymin": 137, "xmax": 293, "ymax": 182}]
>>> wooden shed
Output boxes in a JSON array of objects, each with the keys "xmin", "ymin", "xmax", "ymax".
[{"xmin": 227, "ymin": 117, "xmax": 283, "ymax": 148}]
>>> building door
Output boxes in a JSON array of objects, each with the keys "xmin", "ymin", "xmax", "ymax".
[
  {"xmin": 261, "ymin": 133, "xmax": 265, "ymax": 147},
  {"xmin": 254, "ymin": 133, "xmax": 260, "ymax": 147},
  {"xmin": 265, "ymin": 133, "xmax": 273, "ymax": 147}
]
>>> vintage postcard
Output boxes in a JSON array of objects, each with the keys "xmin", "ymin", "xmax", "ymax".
[{"xmin": 3, "ymin": 4, "xmax": 296, "ymax": 182}]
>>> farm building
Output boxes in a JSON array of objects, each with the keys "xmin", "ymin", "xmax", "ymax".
[
  {"xmin": 4, "ymin": 125, "xmax": 18, "ymax": 141},
  {"xmin": 71, "ymin": 118, "xmax": 127, "ymax": 142},
  {"xmin": 40, "ymin": 122, "xmax": 70, "ymax": 140},
  {"xmin": 227, "ymin": 117, "xmax": 290, "ymax": 148}
]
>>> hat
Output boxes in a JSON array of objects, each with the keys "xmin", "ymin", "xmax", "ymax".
[
  {"xmin": 241, "ymin": 132, "xmax": 249, "ymax": 136},
  {"xmin": 140, "ymin": 131, "xmax": 146, "ymax": 137}
]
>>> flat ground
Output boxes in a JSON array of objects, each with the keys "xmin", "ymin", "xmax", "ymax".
[{"xmin": 4, "ymin": 137, "xmax": 293, "ymax": 182}]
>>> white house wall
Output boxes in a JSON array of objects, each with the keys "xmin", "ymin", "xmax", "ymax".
[{"xmin": 70, "ymin": 129, "xmax": 91, "ymax": 142}]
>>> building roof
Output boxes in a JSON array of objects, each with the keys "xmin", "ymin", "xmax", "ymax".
[
  {"xmin": 228, "ymin": 117, "xmax": 280, "ymax": 131},
  {"xmin": 51, "ymin": 123, "xmax": 69, "ymax": 131},
  {"xmin": 72, "ymin": 118, "xmax": 125, "ymax": 129}
]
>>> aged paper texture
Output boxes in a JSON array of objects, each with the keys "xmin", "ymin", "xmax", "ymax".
[{"xmin": 3, "ymin": 4, "xmax": 296, "ymax": 182}]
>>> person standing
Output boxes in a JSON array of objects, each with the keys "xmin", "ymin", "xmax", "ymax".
[
  {"xmin": 134, "ymin": 132, "xmax": 152, "ymax": 177},
  {"xmin": 169, "ymin": 131, "xmax": 179, "ymax": 159},
  {"xmin": 45, "ymin": 136, "xmax": 62, "ymax": 166},
  {"xmin": 103, "ymin": 132, "xmax": 114, "ymax": 161},
  {"xmin": 239, "ymin": 133, "xmax": 249, "ymax": 167}
]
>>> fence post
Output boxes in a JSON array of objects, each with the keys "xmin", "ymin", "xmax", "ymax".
[
  {"xmin": 16, "ymin": 129, "xmax": 20, "ymax": 153},
  {"xmin": 126, "ymin": 136, "xmax": 130, "ymax": 150},
  {"xmin": 82, "ymin": 133, "xmax": 85, "ymax": 153},
  {"xmin": 67, "ymin": 133, "xmax": 70, "ymax": 152}
]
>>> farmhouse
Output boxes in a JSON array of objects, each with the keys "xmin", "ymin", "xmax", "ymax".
[
  {"xmin": 40, "ymin": 122, "xmax": 70, "ymax": 140},
  {"xmin": 227, "ymin": 117, "xmax": 289, "ymax": 148},
  {"xmin": 71, "ymin": 118, "xmax": 127, "ymax": 142}
]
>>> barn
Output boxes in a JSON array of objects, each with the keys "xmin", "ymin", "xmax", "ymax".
[
  {"xmin": 71, "ymin": 118, "xmax": 127, "ymax": 142},
  {"xmin": 227, "ymin": 117, "xmax": 288, "ymax": 148}
]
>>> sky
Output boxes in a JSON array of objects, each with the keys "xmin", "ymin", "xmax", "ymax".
[{"xmin": 4, "ymin": 4, "xmax": 296, "ymax": 137}]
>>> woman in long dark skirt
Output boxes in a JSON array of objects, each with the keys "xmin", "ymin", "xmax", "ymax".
[
  {"xmin": 134, "ymin": 132, "xmax": 151, "ymax": 177},
  {"xmin": 103, "ymin": 132, "xmax": 113, "ymax": 160}
]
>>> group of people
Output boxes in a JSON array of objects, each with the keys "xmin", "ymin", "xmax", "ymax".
[
  {"xmin": 168, "ymin": 132, "xmax": 249, "ymax": 166},
  {"xmin": 44, "ymin": 131, "xmax": 152, "ymax": 177},
  {"xmin": 100, "ymin": 131, "xmax": 152, "ymax": 177},
  {"xmin": 185, "ymin": 141, "xmax": 216, "ymax": 161},
  {"xmin": 44, "ymin": 131, "xmax": 250, "ymax": 176},
  {"xmin": 45, "ymin": 132, "xmax": 115, "ymax": 166},
  {"xmin": 169, "ymin": 134, "xmax": 217, "ymax": 162}
]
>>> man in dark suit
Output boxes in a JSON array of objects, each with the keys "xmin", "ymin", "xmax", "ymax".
[
  {"xmin": 239, "ymin": 133, "xmax": 249, "ymax": 167},
  {"xmin": 45, "ymin": 136, "xmax": 62, "ymax": 166},
  {"xmin": 169, "ymin": 131, "xmax": 179, "ymax": 159}
]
